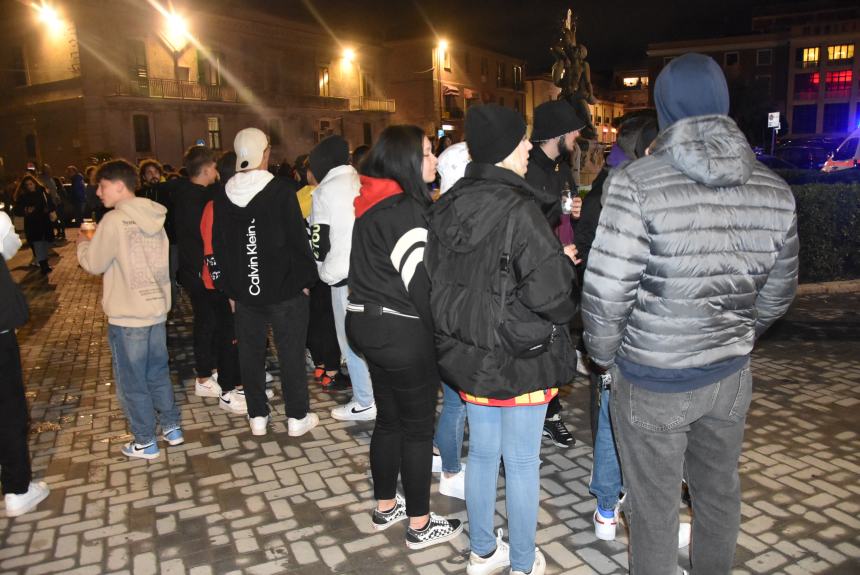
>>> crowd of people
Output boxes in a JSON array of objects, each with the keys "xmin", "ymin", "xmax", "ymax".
[{"xmin": 1, "ymin": 53, "xmax": 799, "ymax": 575}]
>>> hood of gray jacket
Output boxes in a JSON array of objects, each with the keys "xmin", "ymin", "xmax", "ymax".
[{"xmin": 650, "ymin": 115, "xmax": 756, "ymax": 188}]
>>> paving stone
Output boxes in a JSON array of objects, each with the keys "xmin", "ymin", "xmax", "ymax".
[{"xmin": 2, "ymin": 244, "xmax": 858, "ymax": 575}]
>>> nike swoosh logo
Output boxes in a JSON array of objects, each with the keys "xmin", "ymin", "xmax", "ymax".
[{"xmin": 351, "ymin": 406, "xmax": 374, "ymax": 414}]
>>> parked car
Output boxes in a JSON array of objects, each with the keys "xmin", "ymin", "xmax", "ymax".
[
  {"xmin": 775, "ymin": 146, "xmax": 830, "ymax": 170},
  {"xmin": 822, "ymin": 129, "xmax": 860, "ymax": 172},
  {"xmin": 756, "ymin": 154, "xmax": 797, "ymax": 170}
]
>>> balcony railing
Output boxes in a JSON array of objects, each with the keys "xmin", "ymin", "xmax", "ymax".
[
  {"xmin": 112, "ymin": 77, "xmax": 239, "ymax": 102},
  {"xmin": 349, "ymin": 97, "xmax": 396, "ymax": 113}
]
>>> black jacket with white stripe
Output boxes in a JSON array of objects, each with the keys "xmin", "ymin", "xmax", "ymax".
[{"xmin": 348, "ymin": 177, "xmax": 432, "ymax": 331}]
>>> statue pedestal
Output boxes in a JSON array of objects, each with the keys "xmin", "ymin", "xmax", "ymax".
[{"xmin": 574, "ymin": 138, "xmax": 604, "ymax": 188}]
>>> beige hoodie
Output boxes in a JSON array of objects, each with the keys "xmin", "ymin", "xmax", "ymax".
[{"xmin": 77, "ymin": 197, "xmax": 170, "ymax": 327}]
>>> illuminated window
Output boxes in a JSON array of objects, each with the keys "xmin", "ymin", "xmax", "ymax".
[
  {"xmin": 207, "ymin": 117, "xmax": 221, "ymax": 150},
  {"xmin": 794, "ymin": 72, "xmax": 820, "ymax": 99},
  {"xmin": 825, "ymin": 69, "xmax": 853, "ymax": 96},
  {"xmin": 622, "ymin": 77, "xmax": 638, "ymax": 87},
  {"xmin": 799, "ymin": 47, "xmax": 819, "ymax": 68},
  {"xmin": 512, "ymin": 65, "xmax": 523, "ymax": 89},
  {"xmin": 317, "ymin": 66, "xmax": 330, "ymax": 97},
  {"xmin": 827, "ymin": 44, "xmax": 854, "ymax": 62},
  {"xmin": 640, "ymin": 76, "xmax": 649, "ymax": 86}
]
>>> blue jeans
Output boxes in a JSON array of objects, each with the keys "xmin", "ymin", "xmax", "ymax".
[
  {"xmin": 108, "ymin": 323, "xmax": 180, "ymax": 445},
  {"xmin": 434, "ymin": 382, "xmax": 466, "ymax": 473},
  {"xmin": 331, "ymin": 285, "xmax": 374, "ymax": 408},
  {"xmin": 589, "ymin": 387, "xmax": 624, "ymax": 510},
  {"xmin": 466, "ymin": 402, "xmax": 547, "ymax": 572}
]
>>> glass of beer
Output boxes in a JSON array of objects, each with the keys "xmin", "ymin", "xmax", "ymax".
[{"xmin": 80, "ymin": 219, "xmax": 96, "ymax": 240}]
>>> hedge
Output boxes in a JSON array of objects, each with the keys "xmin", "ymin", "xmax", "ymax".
[{"xmin": 792, "ymin": 182, "xmax": 860, "ymax": 283}]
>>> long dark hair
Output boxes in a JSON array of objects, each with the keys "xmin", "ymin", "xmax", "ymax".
[
  {"xmin": 360, "ymin": 125, "xmax": 430, "ymax": 207},
  {"xmin": 15, "ymin": 173, "xmax": 45, "ymax": 200}
]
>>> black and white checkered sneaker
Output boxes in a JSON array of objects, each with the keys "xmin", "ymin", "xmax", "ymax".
[
  {"xmin": 405, "ymin": 513, "xmax": 463, "ymax": 550},
  {"xmin": 371, "ymin": 494, "xmax": 407, "ymax": 531}
]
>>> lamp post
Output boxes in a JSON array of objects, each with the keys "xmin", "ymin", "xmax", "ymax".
[
  {"xmin": 436, "ymin": 40, "xmax": 448, "ymax": 135},
  {"xmin": 161, "ymin": 11, "xmax": 190, "ymax": 153}
]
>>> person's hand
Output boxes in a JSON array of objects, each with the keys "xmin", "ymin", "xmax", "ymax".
[
  {"xmin": 229, "ymin": 299, "xmax": 235, "ymax": 313},
  {"xmin": 571, "ymin": 196, "xmax": 582, "ymax": 219},
  {"xmin": 563, "ymin": 243, "xmax": 582, "ymax": 265},
  {"xmin": 302, "ymin": 287, "xmax": 310, "ymax": 296}
]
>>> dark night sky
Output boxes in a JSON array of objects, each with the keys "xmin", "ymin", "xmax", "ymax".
[{"xmin": 232, "ymin": 0, "xmax": 854, "ymax": 73}]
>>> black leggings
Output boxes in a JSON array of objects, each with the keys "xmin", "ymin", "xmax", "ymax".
[
  {"xmin": 306, "ymin": 282, "xmax": 340, "ymax": 370},
  {"xmin": 347, "ymin": 312, "xmax": 438, "ymax": 517}
]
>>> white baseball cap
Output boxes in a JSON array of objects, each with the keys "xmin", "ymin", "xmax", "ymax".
[{"xmin": 234, "ymin": 127, "xmax": 269, "ymax": 171}]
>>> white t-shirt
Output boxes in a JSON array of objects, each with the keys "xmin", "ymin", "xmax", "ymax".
[{"xmin": 0, "ymin": 212, "xmax": 22, "ymax": 261}]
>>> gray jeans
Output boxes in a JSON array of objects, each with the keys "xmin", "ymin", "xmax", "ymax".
[{"xmin": 610, "ymin": 359, "xmax": 752, "ymax": 575}]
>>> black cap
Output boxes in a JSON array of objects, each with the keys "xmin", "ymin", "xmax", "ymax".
[
  {"xmin": 465, "ymin": 104, "xmax": 527, "ymax": 165},
  {"xmin": 309, "ymin": 135, "xmax": 350, "ymax": 182},
  {"xmin": 531, "ymin": 100, "xmax": 586, "ymax": 142}
]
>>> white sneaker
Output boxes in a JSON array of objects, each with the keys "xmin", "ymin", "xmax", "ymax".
[
  {"xmin": 220, "ymin": 390, "xmax": 248, "ymax": 414},
  {"xmin": 4, "ymin": 481, "xmax": 50, "ymax": 517},
  {"xmin": 195, "ymin": 377, "xmax": 222, "ymax": 398},
  {"xmin": 249, "ymin": 415, "xmax": 269, "ymax": 436},
  {"xmin": 678, "ymin": 521, "xmax": 691, "ymax": 548},
  {"xmin": 266, "ymin": 371, "xmax": 274, "ymax": 383},
  {"xmin": 439, "ymin": 470, "xmax": 465, "ymax": 500},
  {"xmin": 511, "ymin": 548, "xmax": 545, "ymax": 575},
  {"xmin": 288, "ymin": 412, "xmax": 319, "ymax": 437},
  {"xmin": 331, "ymin": 400, "xmax": 377, "ymax": 421},
  {"xmin": 265, "ymin": 387, "xmax": 274, "ymax": 400},
  {"xmin": 593, "ymin": 506, "xmax": 619, "ymax": 541},
  {"xmin": 467, "ymin": 528, "xmax": 510, "ymax": 575},
  {"xmin": 432, "ymin": 454, "xmax": 442, "ymax": 473}
]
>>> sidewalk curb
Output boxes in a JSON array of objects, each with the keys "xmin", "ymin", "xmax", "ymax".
[{"xmin": 796, "ymin": 279, "xmax": 860, "ymax": 295}]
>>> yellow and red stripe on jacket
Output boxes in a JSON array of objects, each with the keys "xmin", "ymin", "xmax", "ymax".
[{"xmin": 459, "ymin": 388, "xmax": 558, "ymax": 407}]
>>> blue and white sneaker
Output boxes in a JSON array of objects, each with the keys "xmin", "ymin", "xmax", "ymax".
[
  {"xmin": 162, "ymin": 427, "xmax": 185, "ymax": 446},
  {"xmin": 121, "ymin": 441, "xmax": 160, "ymax": 460}
]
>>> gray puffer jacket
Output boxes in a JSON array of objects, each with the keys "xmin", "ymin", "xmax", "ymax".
[{"xmin": 582, "ymin": 114, "xmax": 798, "ymax": 369}]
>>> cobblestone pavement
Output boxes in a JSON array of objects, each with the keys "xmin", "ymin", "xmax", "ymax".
[{"xmin": 1, "ymin": 235, "xmax": 858, "ymax": 575}]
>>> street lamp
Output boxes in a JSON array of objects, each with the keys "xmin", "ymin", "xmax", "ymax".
[
  {"xmin": 160, "ymin": 10, "xmax": 191, "ymax": 152},
  {"xmin": 33, "ymin": 2, "xmax": 63, "ymax": 33},
  {"xmin": 436, "ymin": 39, "xmax": 449, "ymax": 133},
  {"xmin": 343, "ymin": 48, "xmax": 356, "ymax": 63}
]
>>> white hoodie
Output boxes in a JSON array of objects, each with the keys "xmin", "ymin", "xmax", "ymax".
[
  {"xmin": 0, "ymin": 212, "xmax": 22, "ymax": 260},
  {"xmin": 77, "ymin": 197, "xmax": 170, "ymax": 327},
  {"xmin": 309, "ymin": 164, "xmax": 360, "ymax": 285}
]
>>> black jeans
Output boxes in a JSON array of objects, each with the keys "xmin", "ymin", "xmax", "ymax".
[
  {"xmin": 347, "ymin": 312, "xmax": 438, "ymax": 517},
  {"xmin": 184, "ymin": 274, "xmax": 239, "ymax": 390},
  {"xmin": 235, "ymin": 294, "xmax": 310, "ymax": 419},
  {"xmin": 0, "ymin": 331, "xmax": 32, "ymax": 495},
  {"xmin": 306, "ymin": 281, "xmax": 340, "ymax": 369}
]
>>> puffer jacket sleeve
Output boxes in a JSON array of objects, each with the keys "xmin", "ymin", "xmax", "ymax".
[
  {"xmin": 582, "ymin": 168, "xmax": 649, "ymax": 366},
  {"xmin": 513, "ymin": 202, "xmax": 578, "ymax": 324},
  {"xmin": 754, "ymin": 214, "xmax": 798, "ymax": 337}
]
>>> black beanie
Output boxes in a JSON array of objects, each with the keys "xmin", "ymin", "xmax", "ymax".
[
  {"xmin": 309, "ymin": 135, "xmax": 350, "ymax": 182},
  {"xmin": 466, "ymin": 104, "xmax": 526, "ymax": 165},
  {"xmin": 531, "ymin": 100, "xmax": 586, "ymax": 142}
]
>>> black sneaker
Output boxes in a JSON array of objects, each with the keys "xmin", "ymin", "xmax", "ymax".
[
  {"xmin": 321, "ymin": 371, "xmax": 351, "ymax": 393},
  {"xmin": 405, "ymin": 513, "xmax": 463, "ymax": 550},
  {"xmin": 371, "ymin": 493, "xmax": 407, "ymax": 531},
  {"xmin": 543, "ymin": 415, "xmax": 575, "ymax": 448}
]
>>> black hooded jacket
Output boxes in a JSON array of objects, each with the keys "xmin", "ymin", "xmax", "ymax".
[
  {"xmin": 425, "ymin": 163, "xmax": 579, "ymax": 400},
  {"xmin": 525, "ymin": 146, "xmax": 574, "ymax": 228}
]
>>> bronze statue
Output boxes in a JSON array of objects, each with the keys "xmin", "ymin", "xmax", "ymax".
[{"xmin": 551, "ymin": 8, "xmax": 597, "ymax": 139}]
